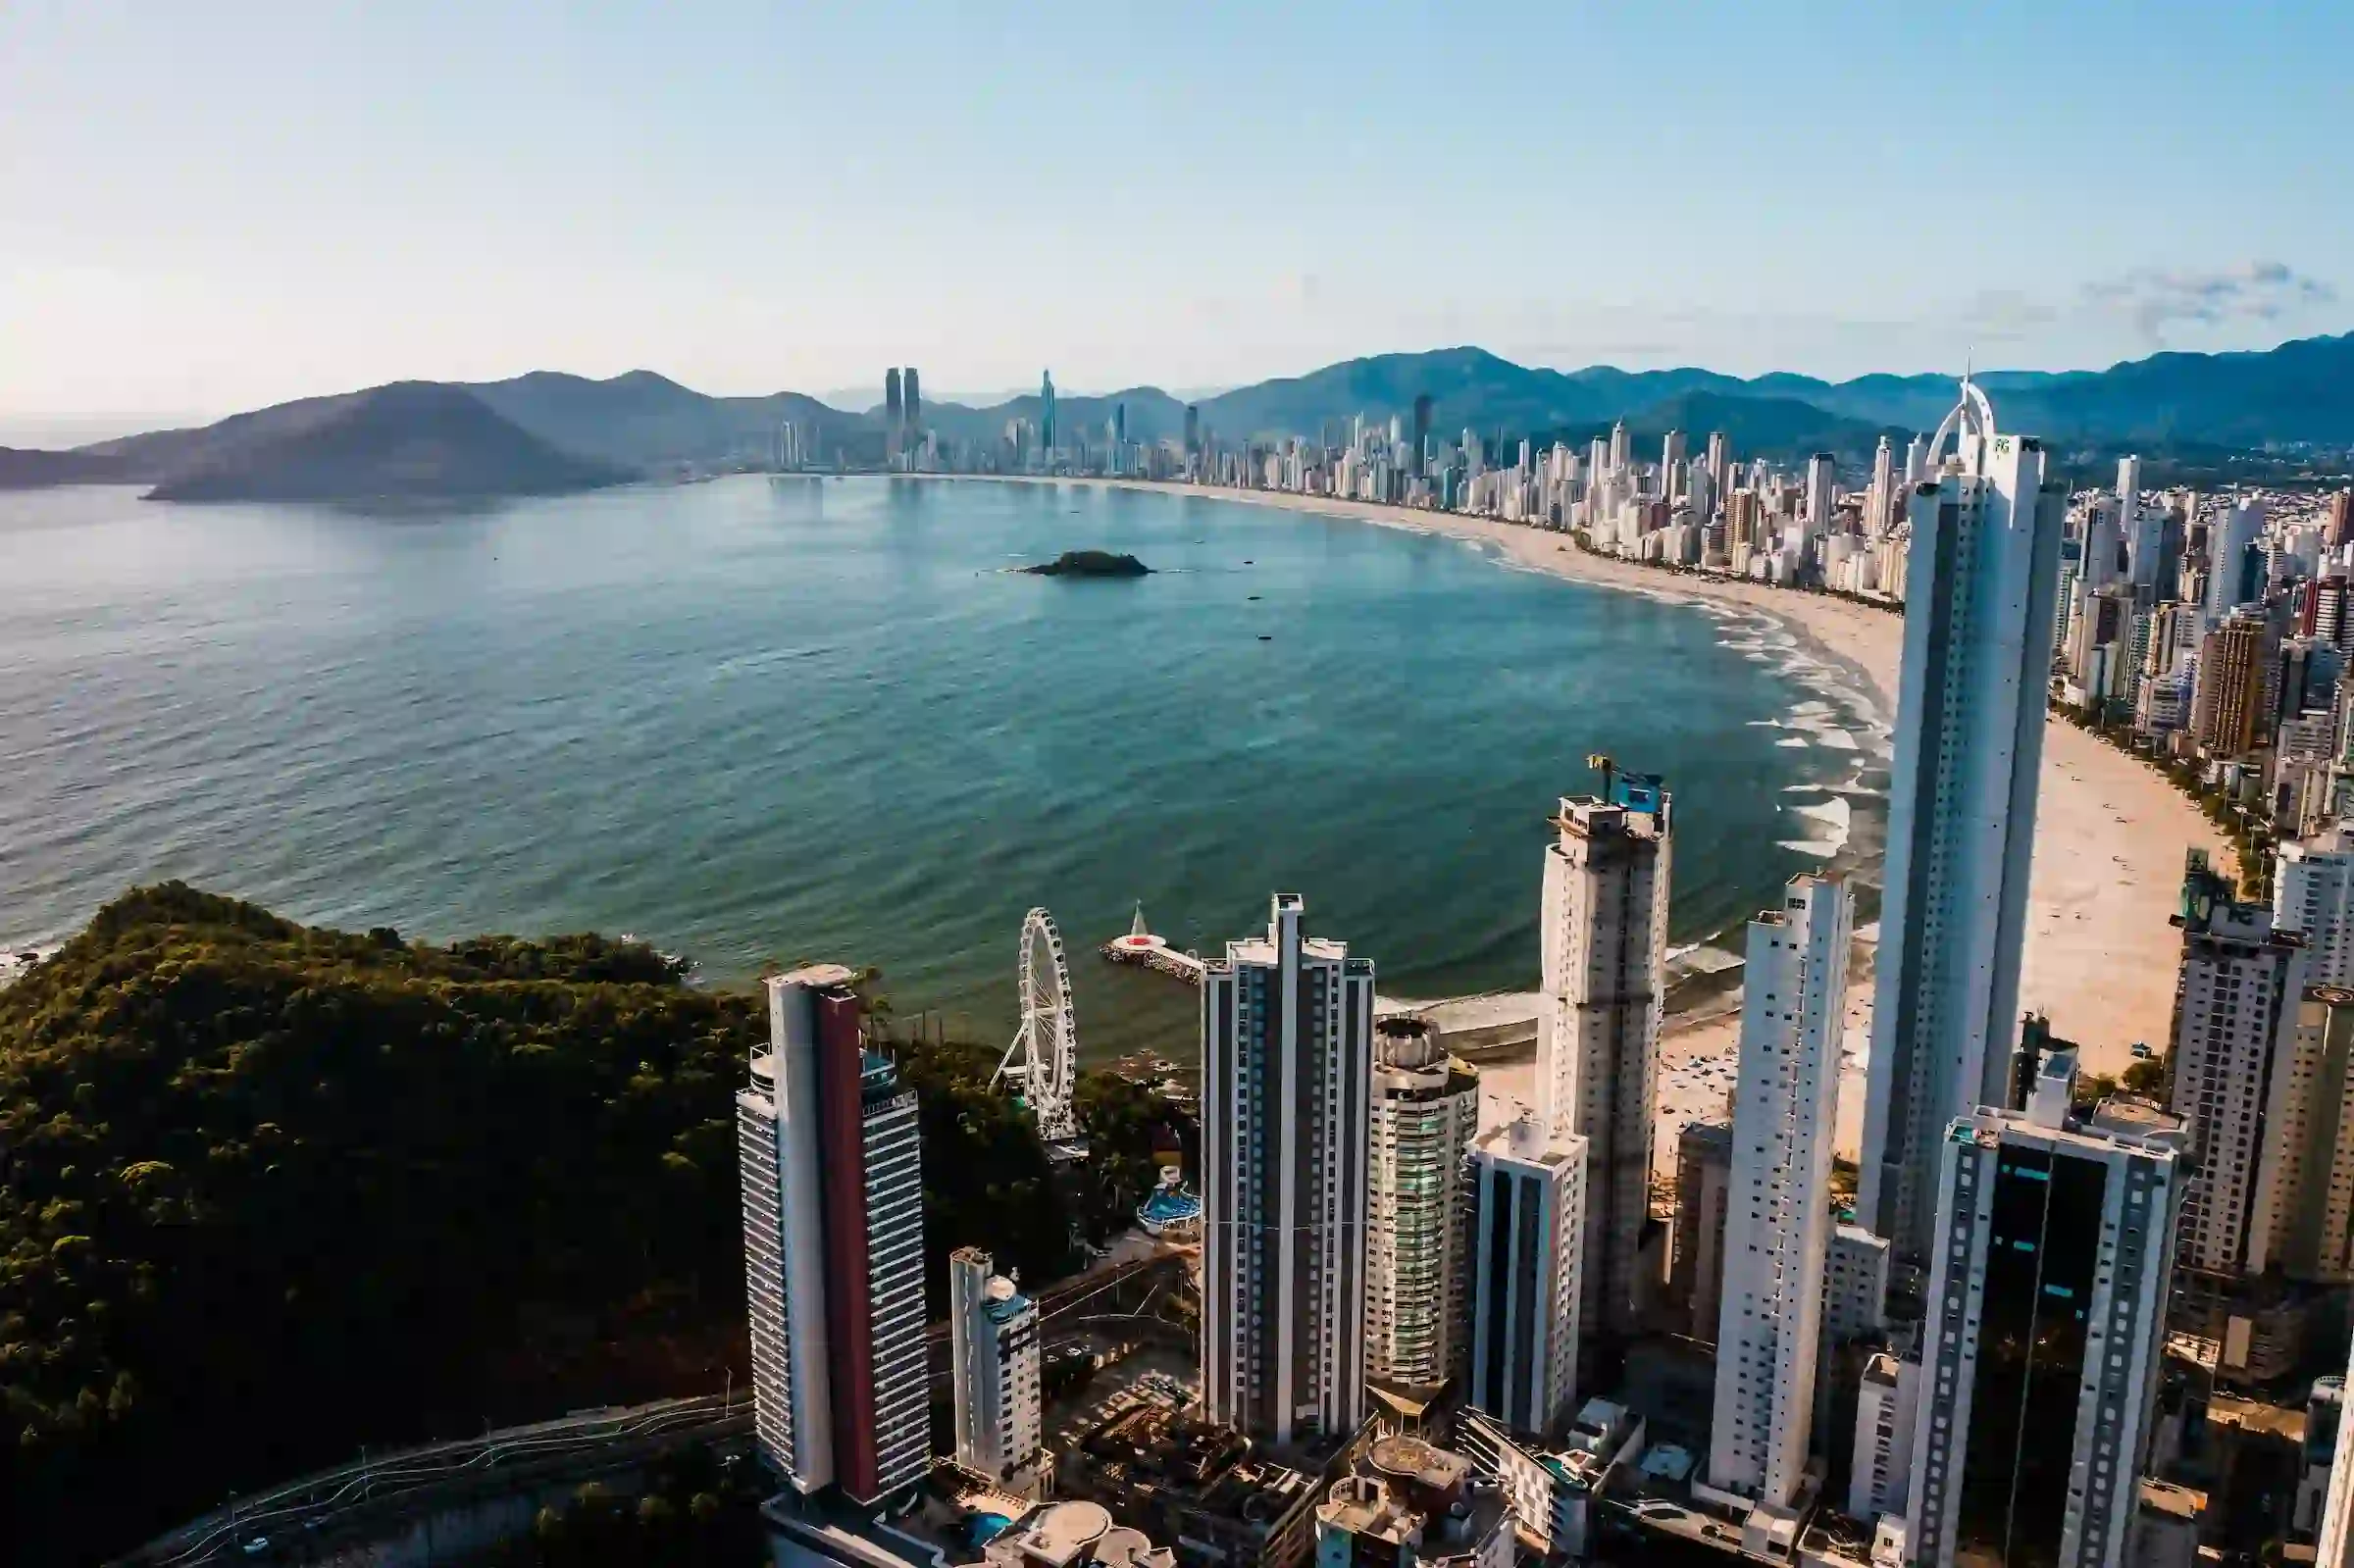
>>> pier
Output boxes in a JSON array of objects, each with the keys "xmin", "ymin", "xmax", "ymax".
[{"xmin": 1100, "ymin": 904, "xmax": 1205, "ymax": 986}]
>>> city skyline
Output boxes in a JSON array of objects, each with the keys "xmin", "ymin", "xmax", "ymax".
[{"xmin": 6, "ymin": 2, "xmax": 2351, "ymax": 417}]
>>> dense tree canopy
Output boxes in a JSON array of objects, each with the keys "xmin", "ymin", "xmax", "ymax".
[{"xmin": 0, "ymin": 885, "xmax": 1188, "ymax": 1564}]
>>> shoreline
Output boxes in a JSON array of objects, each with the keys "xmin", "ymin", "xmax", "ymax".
[{"xmin": 946, "ymin": 474, "xmax": 2228, "ymax": 1161}]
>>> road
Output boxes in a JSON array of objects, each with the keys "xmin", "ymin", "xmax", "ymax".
[{"xmin": 118, "ymin": 1393, "xmax": 752, "ymax": 1566}]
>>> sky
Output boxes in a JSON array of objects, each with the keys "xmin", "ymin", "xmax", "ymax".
[{"xmin": 4, "ymin": 0, "xmax": 2351, "ymax": 424}]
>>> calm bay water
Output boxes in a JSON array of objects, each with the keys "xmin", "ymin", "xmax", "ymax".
[{"xmin": 0, "ymin": 477, "xmax": 1884, "ymax": 1059}]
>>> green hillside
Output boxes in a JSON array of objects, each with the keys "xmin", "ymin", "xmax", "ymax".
[{"xmin": 0, "ymin": 885, "xmax": 1183, "ymax": 1563}]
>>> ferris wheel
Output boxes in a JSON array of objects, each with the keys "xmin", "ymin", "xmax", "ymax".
[{"xmin": 993, "ymin": 907, "xmax": 1079, "ymax": 1142}]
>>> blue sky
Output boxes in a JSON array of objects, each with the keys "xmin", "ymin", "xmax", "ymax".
[{"xmin": 4, "ymin": 0, "xmax": 2349, "ymax": 420}]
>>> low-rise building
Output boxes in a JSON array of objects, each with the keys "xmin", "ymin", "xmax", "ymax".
[{"xmin": 1315, "ymin": 1436, "xmax": 1513, "ymax": 1568}]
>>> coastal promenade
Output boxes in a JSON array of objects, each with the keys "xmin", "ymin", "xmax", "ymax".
[{"xmin": 955, "ymin": 474, "xmax": 2226, "ymax": 1159}]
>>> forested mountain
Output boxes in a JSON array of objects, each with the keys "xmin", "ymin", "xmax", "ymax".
[
  {"xmin": 16, "ymin": 329, "xmax": 2352, "ymax": 496},
  {"xmin": 141, "ymin": 381, "xmax": 633, "ymax": 501}
]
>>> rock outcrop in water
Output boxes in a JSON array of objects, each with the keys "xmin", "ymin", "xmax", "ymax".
[{"xmin": 1021, "ymin": 549, "xmax": 1152, "ymax": 578}]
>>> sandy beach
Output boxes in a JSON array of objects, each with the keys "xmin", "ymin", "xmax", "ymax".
[{"xmin": 981, "ymin": 476, "xmax": 2225, "ymax": 1166}]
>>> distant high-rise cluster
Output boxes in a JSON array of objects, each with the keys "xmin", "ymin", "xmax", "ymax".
[{"xmin": 882, "ymin": 365, "xmax": 924, "ymax": 467}]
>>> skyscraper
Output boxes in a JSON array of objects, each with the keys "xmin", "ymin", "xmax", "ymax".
[
  {"xmin": 2278, "ymin": 825, "xmax": 2354, "ymax": 987},
  {"xmin": 2190, "ymin": 614, "xmax": 2267, "ymax": 757},
  {"xmin": 1903, "ymin": 1054, "xmax": 2184, "ymax": 1568},
  {"xmin": 1706, "ymin": 430, "xmax": 1731, "ymax": 497},
  {"xmin": 902, "ymin": 367, "xmax": 922, "ymax": 438},
  {"xmin": 1465, "ymin": 1105, "xmax": 1587, "ymax": 1438},
  {"xmin": 1869, "ymin": 436, "xmax": 1894, "ymax": 532},
  {"xmin": 738, "ymin": 966, "xmax": 929, "ymax": 1505},
  {"xmin": 1538, "ymin": 776, "xmax": 1671, "ymax": 1340},
  {"xmin": 1364, "ymin": 1018, "xmax": 1477, "ymax": 1391},
  {"xmin": 1661, "ymin": 430, "xmax": 1687, "ymax": 497},
  {"xmin": 949, "ymin": 1247, "xmax": 1043, "ymax": 1492},
  {"xmin": 1804, "ymin": 452, "xmax": 1836, "ymax": 532},
  {"xmin": 1183, "ymin": 403, "xmax": 1201, "ymax": 457},
  {"xmin": 2247, "ymin": 984, "xmax": 2354, "ymax": 1284},
  {"xmin": 1411, "ymin": 393, "xmax": 1433, "ymax": 478},
  {"xmin": 1670, "ymin": 1120, "xmax": 1733, "ymax": 1341},
  {"xmin": 1040, "ymin": 370, "xmax": 1057, "ymax": 458},
  {"xmin": 2208, "ymin": 500, "xmax": 2264, "ymax": 623},
  {"xmin": 1201, "ymin": 893, "xmax": 1372, "ymax": 1444},
  {"xmin": 884, "ymin": 369, "xmax": 903, "ymax": 433},
  {"xmin": 1709, "ymin": 875, "xmax": 1852, "ymax": 1511},
  {"xmin": 2167, "ymin": 852, "xmax": 2309, "ymax": 1279},
  {"xmin": 1859, "ymin": 382, "xmax": 2066, "ymax": 1261},
  {"xmin": 2328, "ymin": 489, "xmax": 2354, "ymax": 554}
]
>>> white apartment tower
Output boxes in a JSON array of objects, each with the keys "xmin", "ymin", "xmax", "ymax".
[
  {"xmin": 1904, "ymin": 1054, "xmax": 2184, "ymax": 1568},
  {"xmin": 1364, "ymin": 1018, "xmax": 1478, "ymax": 1391},
  {"xmin": 2248, "ymin": 985, "xmax": 2354, "ymax": 1284},
  {"xmin": 1201, "ymin": 893, "xmax": 1372, "ymax": 1444},
  {"xmin": 1709, "ymin": 875, "xmax": 1852, "ymax": 1509},
  {"xmin": 949, "ymin": 1247, "xmax": 1043, "ymax": 1493},
  {"xmin": 1465, "ymin": 1105, "xmax": 1588, "ymax": 1438},
  {"xmin": 1849, "ymin": 1351, "xmax": 1919, "ymax": 1524},
  {"xmin": 1860, "ymin": 382, "xmax": 2067, "ymax": 1262},
  {"xmin": 737, "ymin": 966, "xmax": 929, "ymax": 1505},
  {"xmin": 2277, "ymin": 825, "xmax": 2354, "ymax": 987},
  {"xmin": 2168, "ymin": 853, "xmax": 2310, "ymax": 1279},
  {"xmin": 1539, "ymin": 780, "xmax": 1671, "ymax": 1340}
]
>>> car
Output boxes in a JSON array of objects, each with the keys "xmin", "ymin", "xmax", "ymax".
[{"xmin": 241, "ymin": 1540, "xmax": 271, "ymax": 1557}]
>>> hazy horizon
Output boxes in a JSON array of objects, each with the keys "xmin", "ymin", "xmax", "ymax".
[{"xmin": 7, "ymin": 322, "xmax": 2350, "ymax": 439}]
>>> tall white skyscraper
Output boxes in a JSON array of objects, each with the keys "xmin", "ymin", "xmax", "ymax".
[
  {"xmin": 738, "ymin": 966, "xmax": 930, "ymax": 1505},
  {"xmin": 1364, "ymin": 1018, "xmax": 1478, "ymax": 1391},
  {"xmin": 1904, "ymin": 1053, "xmax": 2184, "ymax": 1568},
  {"xmin": 1869, "ymin": 435, "xmax": 1895, "ymax": 531},
  {"xmin": 1539, "ymin": 780, "xmax": 1671, "ymax": 1339},
  {"xmin": 1201, "ymin": 893, "xmax": 1372, "ymax": 1444},
  {"xmin": 1465, "ymin": 1106, "xmax": 1587, "ymax": 1438},
  {"xmin": 1709, "ymin": 875, "xmax": 1852, "ymax": 1510},
  {"xmin": 1859, "ymin": 382, "xmax": 2067, "ymax": 1261},
  {"xmin": 949, "ymin": 1247, "xmax": 1043, "ymax": 1493},
  {"xmin": 1608, "ymin": 420, "xmax": 1630, "ymax": 477},
  {"xmin": 1904, "ymin": 431, "xmax": 1929, "ymax": 487},
  {"xmin": 2277, "ymin": 825, "xmax": 2354, "ymax": 986},
  {"xmin": 2167, "ymin": 854, "xmax": 2310, "ymax": 1279}
]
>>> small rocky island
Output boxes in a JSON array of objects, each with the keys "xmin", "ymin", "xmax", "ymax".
[{"xmin": 1022, "ymin": 550, "xmax": 1152, "ymax": 578}]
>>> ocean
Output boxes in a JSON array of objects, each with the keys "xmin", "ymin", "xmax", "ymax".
[{"xmin": 0, "ymin": 476, "xmax": 1886, "ymax": 1059}]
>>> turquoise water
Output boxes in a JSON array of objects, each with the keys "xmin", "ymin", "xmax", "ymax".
[{"xmin": 0, "ymin": 477, "xmax": 1884, "ymax": 1059}]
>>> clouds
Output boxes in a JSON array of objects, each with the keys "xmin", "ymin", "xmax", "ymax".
[{"xmin": 2081, "ymin": 261, "xmax": 2337, "ymax": 345}]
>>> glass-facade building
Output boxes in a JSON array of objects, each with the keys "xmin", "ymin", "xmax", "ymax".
[{"xmin": 1906, "ymin": 1079, "xmax": 2182, "ymax": 1568}]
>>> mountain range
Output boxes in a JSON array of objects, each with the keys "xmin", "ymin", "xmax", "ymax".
[{"xmin": 8, "ymin": 330, "xmax": 2351, "ymax": 500}]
